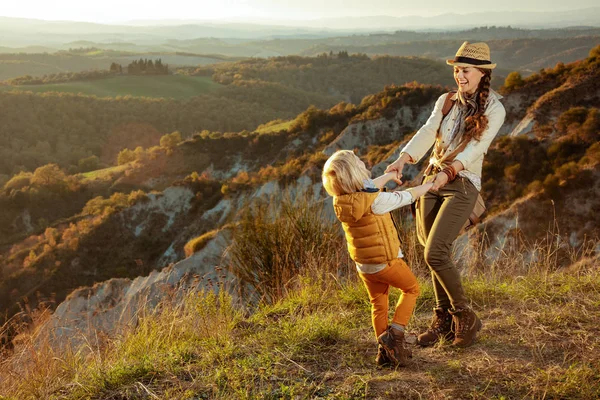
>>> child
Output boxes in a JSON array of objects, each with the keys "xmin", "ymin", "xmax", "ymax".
[{"xmin": 322, "ymin": 150, "xmax": 433, "ymax": 367}]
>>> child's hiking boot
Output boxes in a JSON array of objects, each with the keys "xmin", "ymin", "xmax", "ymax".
[
  {"xmin": 417, "ymin": 307, "xmax": 453, "ymax": 346},
  {"xmin": 375, "ymin": 344, "xmax": 392, "ymax": 367},
  {"xmin": 449, "ymin": 307, "xmax": 482, "ymax": 348},
  {"xmin": 377, "ymin": 327, "xmax": 412, "ymax": 367}
]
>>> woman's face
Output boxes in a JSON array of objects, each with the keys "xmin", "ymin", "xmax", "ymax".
[{"xmin": 454, "ymin": 66, "xmax": 485, "ymax": 94}]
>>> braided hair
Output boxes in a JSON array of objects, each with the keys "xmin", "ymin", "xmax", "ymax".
[{"xmin": 463, "ymin": 68, "xmax": 492, "ymax": 142}]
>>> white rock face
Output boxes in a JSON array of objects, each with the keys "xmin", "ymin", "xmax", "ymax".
[
  {"xmin": 323, "ymin": 105, "xmax": 427, "ymax": 156},
  {"xmin": 201, "ymin": 198, "xmax": 233, "ymax": 226},
  {"xmin": 36, "ymin": 229, "xmax": 233, "ymax": 351},
  {"xmin": 129, "ymin": 187, "xmax": 195, "ymax": 237},
  {"xmin": 509, "ymin": 113, "xmax": 536, "ymax": 137},
  {"xmin": 205, "ymin": 156, "xmax": 252, "ymax": 180}
]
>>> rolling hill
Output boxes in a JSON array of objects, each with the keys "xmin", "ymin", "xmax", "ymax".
[{"xmin": 0, "ymin": 75, "xmax": 222, "ymax": 98}]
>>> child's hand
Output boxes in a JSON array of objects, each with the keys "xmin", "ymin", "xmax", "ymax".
[
  {"xmin": 388, "ymin": 171, "xmax": 402, "ymax": 185},
  {"xmin": 373, "ymin": 171, "xmax": 401, "ymax": 189}
]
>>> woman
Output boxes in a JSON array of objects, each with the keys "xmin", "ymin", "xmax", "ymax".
[{"xmin": 385, "ymin": 41, "xmax": 506, "ymax": 348}]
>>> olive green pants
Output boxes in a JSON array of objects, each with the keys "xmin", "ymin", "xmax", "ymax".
[{"xmin": 416, "ymin": 174, "xmax": 478, "ymax": 310}]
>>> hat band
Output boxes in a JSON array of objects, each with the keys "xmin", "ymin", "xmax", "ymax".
[{"xmin": 453, "ymin": 56, "xmax": 491, "ymax": 65}]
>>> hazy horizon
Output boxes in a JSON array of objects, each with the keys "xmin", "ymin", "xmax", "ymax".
[{"xmin": 2, "ymin": 1, "xmax": 599, "ymax": 24}]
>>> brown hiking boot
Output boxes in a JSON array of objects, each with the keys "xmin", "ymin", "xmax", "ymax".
[
  {"xmin": 449, "ymin": 308, "xmax": 482, "ymax": 348},
  {"xmin": 417, "ymin": 307, "xmax": 454, "ymax": 346},
  {"xmin": 377, "ymin": 327, "xmax": 412, "ymax": 367},
  {"xmin": 375, "ymin": 344, "xmax": 391, "ymax": 367}
]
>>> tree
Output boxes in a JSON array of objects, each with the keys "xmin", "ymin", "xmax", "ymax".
[
  {"xmin": 31, "ymin": 164, "xmax": 66, "ymax": 186},
  {"xmin": 110, "ymin": 62, "xmax": 122, "ymax": 73},
  {"xmin": 78, "ymin": 155, "xmax": 100, "ymax": 172},
  {"xmin": 160, "ymin": 131, "xmax": 182, "ymax": 149},
  {"xmin": 504, "ymin": 71, "xmax": 524, "ymax": 91},
  {"xmin": 117, "ymin": 148, "xmax": 136, "ymax": 165},
  {"xmin": 4, "ymin": 171, "xmax": 32, "ymax": 191}
]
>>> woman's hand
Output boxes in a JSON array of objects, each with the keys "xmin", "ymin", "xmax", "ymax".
[
  {"xmin": 430, "ymin": 172, "xmax": 449, "ymax": 192},
  {"xmin": 385, "ymin": 160, "xmax": 405, "ymax": 185},
  {"xmin": 385, "ymin": 153, "xmax": 412, "ymax": 184}
]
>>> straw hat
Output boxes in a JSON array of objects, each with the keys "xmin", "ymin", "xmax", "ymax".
[{"xmin": 446, "ymin": 41, "xmax": 496, "ymax": 69}]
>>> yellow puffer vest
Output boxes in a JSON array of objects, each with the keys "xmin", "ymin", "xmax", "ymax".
[{"xmin": 333, "ymin": 191, "xmax": 400, "ymax": 264}]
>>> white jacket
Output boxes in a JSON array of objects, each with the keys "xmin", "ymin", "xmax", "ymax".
[{"xmin": 401, "ymin": 89, "xmax": 506, "ymax": 178}]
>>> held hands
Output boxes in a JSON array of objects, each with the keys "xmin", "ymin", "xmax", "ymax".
[
  {"xmin": 429, "ymin": 172, "xmax": 449, "ymax": 192},
  {"xmin": 384, "ymin": 159, "xmax": 405, "ymax": 185},
  {"xmin": 372, "ymin": 171, "xmax": 400, "ymax": 189}
]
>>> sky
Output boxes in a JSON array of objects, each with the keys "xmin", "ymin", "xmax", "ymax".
[{"xmin": 1, "ymin": 0, "xmax": 598, "ymax": 23}]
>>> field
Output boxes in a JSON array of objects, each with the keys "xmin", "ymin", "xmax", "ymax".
[
  {"xmin": 0, "ymin": 75, "xmax": 223, "ymax": 99},
  {"xmin": 80, "ymin": 164, "xmax": 130, "ymax": 181},
  {"xmin": 255, "ymin": 120, "xmax": 295, "ymax": 134}
]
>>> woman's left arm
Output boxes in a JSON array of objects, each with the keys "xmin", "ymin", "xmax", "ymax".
[{"xmin": 454, "ymin": 100, "xmax": 506, "ymax": 172}]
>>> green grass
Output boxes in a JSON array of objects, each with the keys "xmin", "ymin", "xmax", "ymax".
[
  {"xmin": 2, "ymin": 268, "xmax": 599, "ymax": 399},
  {"xmin": 0, "ymin": 75, "xmax": 223, "ymax": 99},
  {"xmin": 80, "ymin": 164, "xmax": 129, "ymax": 180},
  {"xmin": 255, "ymin": 120, "xmax": 294, "ymax": 134}
]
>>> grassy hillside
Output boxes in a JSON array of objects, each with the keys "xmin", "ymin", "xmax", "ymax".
[
  {"xmin": 0, "ymin": 197, "xmax": 598, "ymax": 399},
  {"xmin": 0, "ymin": 75, "xmax": 222, "ymax": 99},
  {"xmin": 3, "ymin": 270, "xmax": 599, "ymax": 399}
]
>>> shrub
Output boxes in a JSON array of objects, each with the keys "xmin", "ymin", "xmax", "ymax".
[
  {"xmin": 77, "ymin": 155, "xmax": 100, "ymax": 173},
  {"xmin": 184, "ymin": 229, "xmax": 220, "ymax": 257},
  {"xmin": 4, "ymin": 171, "xmax": 32, "ymax": 192},
  {"xmin": 579, "ymin": 142, "xmax": 600, "ymax": 166},
  {"xmin": 228, "ymin": 192, "xmax": 350, "ymax": 304},
  {"xmin": 557, "ymin": 107, "xmax": 588, "ymax": 133},
  {"xmin": 159, "ymin": 131, "xmax": 182, "ymax": 149},
  {"xmin": 525, "ymin": 180, "xmax": 544, "ymax": 195},
  {"xmin": 579, "ymin": 108, "xmax": 600, "ymax": 143},
  {"xmin": 117, "ymin": 148, "xmax": 136, "ymax": 165},
  {"xmin": 555, "ymin": 161, "xmax": 579, "ymax": 181},
  {"xmin": 503, "ymin": 71, "xmax": 524, "ymax": 92}
]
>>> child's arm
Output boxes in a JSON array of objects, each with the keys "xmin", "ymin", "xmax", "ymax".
[
  {"xmin": 404, "ymin": 181, "xmax": 434, "ymax": 202},
  {"xmin": 371, "ymin": 171, "xmax": 398, "ymax": 189},
  {"xmin": 371, "ymin": 181, "xmax": 434, "ymax": 215}
]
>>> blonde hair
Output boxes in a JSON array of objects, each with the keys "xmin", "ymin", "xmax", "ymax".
[{"xmin": 322, "ymin": 150, "xmax": 370, "ymax": 196}]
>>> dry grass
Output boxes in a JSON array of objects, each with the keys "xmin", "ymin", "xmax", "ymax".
[{"xmin": 0, "ymin": 200, "xmax": 598, "ymax": 399}]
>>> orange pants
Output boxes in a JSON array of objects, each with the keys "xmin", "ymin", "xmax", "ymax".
[{"xmin": 358, "ymin": 258, "xmax": 420, "ymax": 339}]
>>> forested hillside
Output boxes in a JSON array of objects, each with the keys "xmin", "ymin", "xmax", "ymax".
[{"xmin": 0, "ymin": 53, "xmax": 453, "ymax": 180}]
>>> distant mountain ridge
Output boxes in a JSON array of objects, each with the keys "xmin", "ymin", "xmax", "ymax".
[{"xmin": 1, "ymin": 7, "xmax": 600, "ymax": 48}]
